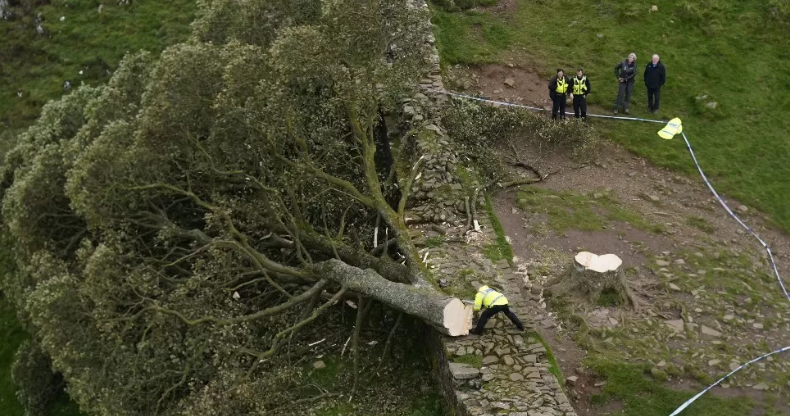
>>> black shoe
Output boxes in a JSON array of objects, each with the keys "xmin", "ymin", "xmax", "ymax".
[{"xmin": 469, "ymin": 329, "xmax": 483, "ymax": 336}]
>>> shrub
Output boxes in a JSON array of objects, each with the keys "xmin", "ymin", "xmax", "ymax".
[
  {"xmin": 442, "ymin": 100, "xmax": 600, "ymax": 181},
  {"xmin": 11, "ymin": 340, "xmax": 63, "ymax": 416}
]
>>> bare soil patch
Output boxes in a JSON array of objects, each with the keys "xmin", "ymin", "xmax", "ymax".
[{"xmin": 490, "ymin": 140, "xmax": 790, "ymax": 414}]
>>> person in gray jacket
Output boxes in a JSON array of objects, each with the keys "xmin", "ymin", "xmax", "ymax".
[{"xmin": 613, "ymin": 53, "xmax": 637, "ymax": 114}]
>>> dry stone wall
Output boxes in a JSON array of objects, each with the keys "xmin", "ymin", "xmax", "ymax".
[{"xmin": 398, "ymin": 2, "xmax": 577, "ymax": 415}]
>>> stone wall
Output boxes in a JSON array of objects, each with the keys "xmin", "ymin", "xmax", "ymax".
[
  {"xmin": 396, "ymin": 2, "xmax": 577, "ymax": 415},
  {"xmin": 415, "ymin": 218, "xmax": 577, "ymax": 416}
]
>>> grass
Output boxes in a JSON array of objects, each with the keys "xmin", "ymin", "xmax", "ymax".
[
  {"xmin": 482, "ymin": 195, "xmax": 513, "ymax": 263},
  {"xmin": 452, "ymin": 354, "xmax": 483, "ymax": 368},
  {"xmin": 0, "ymin": 0, "xmax": 197, "ymax": 132},
  {"xmin": 587, "ymin": 360, "xmax": 758, "ymax": 416},
  {"xmin": 430, "ymin": 0, "xmax": 790, "ymax": 234},
  {"xmin": 516, "ymin": 187, "xmax": 664, "ymax": 234},
  {"xmin": 532, "ymin": 332, "xmax": 564, "ymax": 383},
  {"xmin": 686, "ymin": 215, "xmax": 716, "ymax": 234}
]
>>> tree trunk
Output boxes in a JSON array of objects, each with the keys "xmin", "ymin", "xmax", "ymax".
[
  {"xmin": 546, "ymin": 252, "xmax": 636, "ymax": 307},
  {"xmin": 315, "ymin": 259, "xmax": 473, "ymax": 336}
]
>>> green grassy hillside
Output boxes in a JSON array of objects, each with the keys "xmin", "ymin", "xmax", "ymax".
[
  {"xmin": 431, "ymin": 0, "xmax": 790, "ymax": 232},
  {"xmin": 0, "ymin": 0, "xmax": 197, "ymax": 138}
]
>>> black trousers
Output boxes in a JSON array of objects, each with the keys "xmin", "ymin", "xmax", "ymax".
[
  {"xmin": 614, "ymin": 80, "xmax": 634, "ymax": 110},
  {"xmin": 573, "ymin": 95, "xmax": 587, "ymax": 119},
  {"xmin": 551, "ymin": 94, "xmax": 567, "ymax": 119},
  {"xmin": 647, "ymin": 87, "xmax": 661, "ymax": 110},
  {"xmin": 473, "ymin": 305, "xmax": 524, "ymax": 334}
]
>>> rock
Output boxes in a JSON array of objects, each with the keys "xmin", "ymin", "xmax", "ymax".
[
  {"xmin": 628, "ymin": 171, "xmax": 638, "ymax": 177},
  {"xmin": 510, "ymin": 373, "xmax": 525, "ymax": 381},
  {"xmin": 566, "ymin": 376, "xmax": 579, "ymax": 386},
  {"xmin": 450, "ymin": 363, "xmax": 481, "ymax": 380},
  {"xmin": 493, "ymin": 89, "xmax": 502, "ymax": 94},
  {"xmin": 651, "ymin": 367, "xmax": 668, "ymax": 381},
  {"xmin": 504, "ymin": 78, "xmax": 516, "ymax": 88},
  {"xmin": 59, "ymin": 15, "xmax": 65, "ymax": 21},
  {"xmin": 706, "ymin": 101, "xmax": 717, "ymax": 109},
  {"xmin": 675, "ymin": 259, "xmax": 686, "ymax": 265},
  {"xmin": 482, "ymin": 355, "xmax": 500, "ymax": 365},
  {"xmin": 541, "ymin": 319, "xmax": 556, "ymax": 329},
  {"xmin": 656, "ymin": 260, "xmax": 670, "ymax": 267},
  {"xmin": 526, "ymin": 371, "xmax": 541, "ymax": 379},
  {"xmin": 665, "ymin": 319, "xmax": 684, "ymax": 333},
  {"xmin": 524, "ymin": 354, "xmax": 537, "ymax": 363},
  {"xmin": 737, "ymin": 205, "xmax": 749, "ymax": 213},
  {"xmin": 504, "ymin": 356, "xmax": 515, "ymax": 366},
  {"xmin": 656, "ymin": 360, "xmax": 666, "ymax": 368},
  {"xmin": 439, "ymin": 279, "xmax": 450, "ymax": 288},
  {"xmin": 723, "ymin": 314, "xmax": 734, "ymax": 322},
  {"xmin": 312, "ymin": 360, "xmax": 326, "ymax": 370},
  {"xmin": 596, "ymin": 33, "xmax": 604, "ymax": 39},
  {"xmin": 492, "ymin": 402, "xmax": 510, "ymax": 410},
  {"xmin": 701, "ymin": 325, "xmax": 721, "ymax": 337},
  {"xmin": 593, "ymin": 192, "xmax": 604, "ymax": 199},
  {"xmin": 482, "ymin": 373, "xmax": 495, "ymax": 382},
  {"xmin": 669, "ymin": 283, "xmax": 681, "ymax": 291},
  {"xmin": 752, "ymin": 383, "xmax": 769, "ymax": 391},
  {"xmin": 651, "ymin": 5, "xmax": 658, "ymax": 12},
  {"xmin": 753, "ymin": 323, "xmax": 764, "ymax": 329},
  {"xmin": 708, "ymin": 359, "xmax": 721, "ymax": 367}
]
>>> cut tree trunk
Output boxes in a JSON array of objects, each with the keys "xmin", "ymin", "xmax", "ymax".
[
  {"xmin": 315, "ymin": 259, "xmax": 473, "ymax": 336},
  {"xmin": 547, "ymin": 252, "xmax": 639, "ymax": 308}
]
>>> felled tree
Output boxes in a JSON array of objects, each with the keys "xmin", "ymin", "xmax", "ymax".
[{"xmin": 0, "ymin": 1, "xmax": 471, "ymax": 415}]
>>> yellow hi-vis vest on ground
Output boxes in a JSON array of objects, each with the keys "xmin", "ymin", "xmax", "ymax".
[
  {"xmin": 572, "ymin": 76, "xmax": 587, "ymax": 95},
  {"xmin": 658, "ymin": 117, "xmax": 683, "ymax": 140},
  {"xmin": 555, "ymin": 78, "xmax": 568, "ymax": 94},
  {"xmin": 474, "ymin": 286, "xmax": 508, "ymax": 311}
]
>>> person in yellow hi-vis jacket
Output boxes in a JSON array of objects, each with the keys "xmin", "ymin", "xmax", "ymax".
[{"xmin": 470, "ymin": 285, "xmax": 524, "ymax": 335}]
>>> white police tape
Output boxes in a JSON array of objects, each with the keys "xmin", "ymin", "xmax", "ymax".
[
  {"xmin": 438, "ymin": 89, "xmax": 790, "ymax": 415},
  {"xmin": 668, "ymin": 344, "xmax": 790, "ymax": 416}
]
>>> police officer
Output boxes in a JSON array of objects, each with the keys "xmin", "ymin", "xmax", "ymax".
[
  {"xmin": 570, "ymin": 68, "xmax": 591, "ymax": 120},
  {"xmin": 548, "ymin": 69, "xmax": 570, "ymax": 120},
  {"xmin": 469, "ymin": 285, "xmax": 525, "ymax": 335}
]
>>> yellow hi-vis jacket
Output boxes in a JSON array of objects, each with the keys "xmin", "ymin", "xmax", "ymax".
[
  {"xmin": 474, "ymin": 286, "xmax": 508, "ymax": 311},
  {"xmin": 658, "ymin": 117, "xmax": 683, "ymax": 140}
]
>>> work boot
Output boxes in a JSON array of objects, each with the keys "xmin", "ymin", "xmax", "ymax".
[
  {"xmin": 613, "ymin": 108, "xmax": 618, "ymax": 114},
  {"xmin": 652, "ymin": 109, "xmax": 659, "ymax": 114},
  {"xmin": 646, "ymin": 107, "xmax": 652, "ymax": 113},
  {"xmin": 469, "ymin": 328, "xmax": 483, "ymax": 336},
  {"xmin": 624, "ymin": 108, "xmax": 630, "ymax": 115}
]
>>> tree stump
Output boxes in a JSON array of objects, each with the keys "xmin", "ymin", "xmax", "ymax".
[{"xmin": 546, "ymin": 252, "xmax": 639, "ymax": 308}]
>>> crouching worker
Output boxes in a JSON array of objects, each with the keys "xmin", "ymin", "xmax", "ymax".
[{"xmin": 469, "ymin": 285, "xmax": 525, "ymax": 335}]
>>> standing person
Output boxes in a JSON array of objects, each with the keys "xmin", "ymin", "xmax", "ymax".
[
  {"xmin": 570, "ymin": 68, "xmax": 591, "ymax": 120},
  {"xmin": 644, "ymin": 54, "xmax": 666, "ymax": 114},
  {"xmin": 613, "ymin": 53, "xmax": 637, "ymax": 114},
  {"xmin": 548, "ymin": 69, "xmax": 570, "ymax": 120},
  {"xmin": 469, "ymin": 285, "xmax": 525, "ymax": 335}
]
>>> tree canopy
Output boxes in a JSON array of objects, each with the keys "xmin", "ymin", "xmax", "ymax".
[{"xmin": 0, "ymin": 1, "xmax": 453, "ymax": 414}]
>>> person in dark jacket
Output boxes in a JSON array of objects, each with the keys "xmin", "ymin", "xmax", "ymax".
[
  {"xmin": 570, "ymin": 68, "xmax": 591, "ymax": 120},
  {"xmin": 644, "ymin": 54, "xmax": 666, "ymax": 114},
  {"xmin": 613, "ymin": 53, "xmax": 637, "ymax": 114},
  {"xmin": 548, "ymin": 68, "xmax": 570, "ymax": 120}
]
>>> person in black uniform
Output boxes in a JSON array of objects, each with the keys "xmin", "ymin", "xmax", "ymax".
[
  {"xmin": 569, "ymin": 68, "xmax": 591, "ymax": 120},
  {"xmin": 548, "ymin": 69, "xmax": 570, "ymax": 120},
  {"xmin": 613, "ymin": 53, "xmax": 637, "ymax": 114},
  {"xmin": 644, "ymin": 54, "xmax": 666, "ymax": 114}
]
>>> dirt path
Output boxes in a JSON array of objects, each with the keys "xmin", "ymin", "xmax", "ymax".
[{"xmin": 489, "ymin": 140, "xmax": 790, "ymax": 414}]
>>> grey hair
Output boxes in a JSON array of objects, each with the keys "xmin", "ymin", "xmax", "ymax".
[
  {"xmin": 628, "ymin": 52, "xmax": 637, "ymax": 61},
  {"xmin": 652, "ymin": 54, "xmax": 660, "ymax": 60}
]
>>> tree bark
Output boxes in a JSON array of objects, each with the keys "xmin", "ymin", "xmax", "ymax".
[
  {"xmin": 546, "ymin": 252, "xmax": 637, "ymax": 308},
  {"xmin": 314, "ymin": 259, "xmax": 473, "ymax": 336}
]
